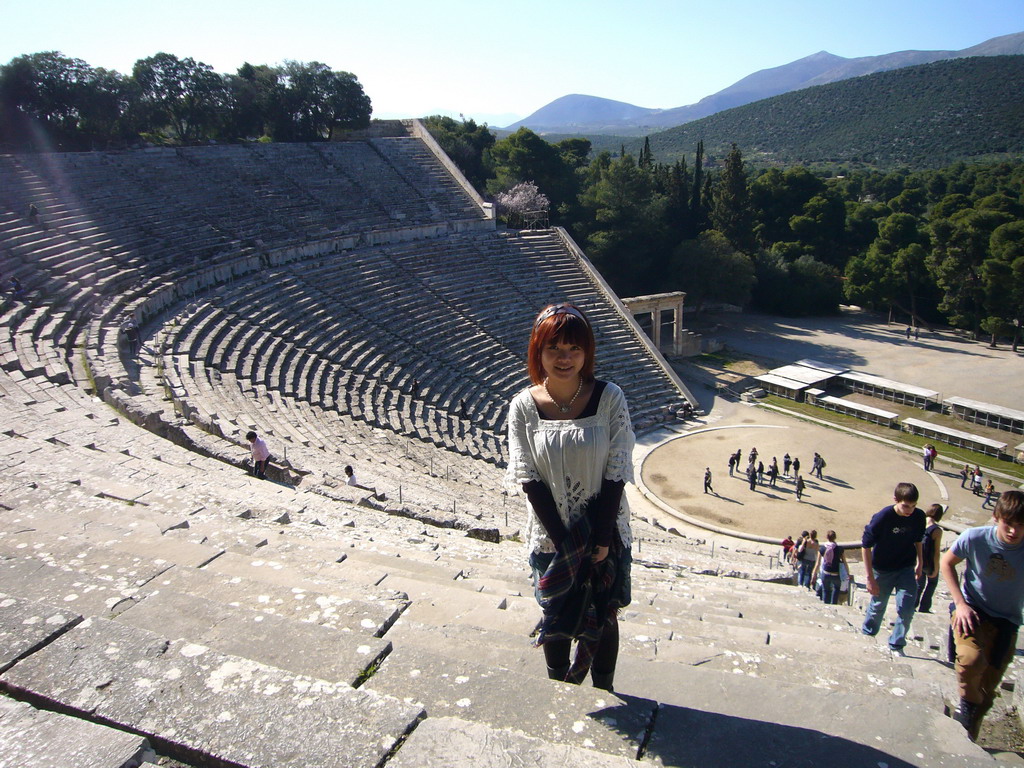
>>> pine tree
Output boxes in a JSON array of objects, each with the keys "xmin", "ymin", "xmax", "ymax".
[
  {"xmin": 638, "ymin": 137, "xmax": 653, "ymax": 171},
  {"xmin": 710, "ymin": 143, "xmax": 755, "ymax": 251},
  {"xmin": 687, "ymin": 141, "xmax": 705, "ymax": 238},
  {"xmin": 664, "ymin": 158, "xmax": 691, "ymax": 243}
]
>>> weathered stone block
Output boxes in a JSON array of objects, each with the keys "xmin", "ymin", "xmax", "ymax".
[{"xmin": 0, "ymin": 617, "xmax": 423, "ymax": 768}]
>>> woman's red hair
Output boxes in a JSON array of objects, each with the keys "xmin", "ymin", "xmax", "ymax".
[{"xmin": 526, "ymin": 303, "xmax": 596, "ymax": 385}]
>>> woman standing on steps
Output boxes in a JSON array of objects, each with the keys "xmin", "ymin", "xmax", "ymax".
[{"xmin": 506, "ymin": 303, "xmax": 634, "ymax": 691}]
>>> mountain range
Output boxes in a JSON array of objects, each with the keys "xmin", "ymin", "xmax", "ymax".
[{"xmin": 503, "ymin": 31, "xmax": 1024, "ymax": 135}]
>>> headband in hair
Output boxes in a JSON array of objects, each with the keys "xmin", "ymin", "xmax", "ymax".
[{"xmin": 534, "ymin": 304, "xmax": 588, "ymax": 328}]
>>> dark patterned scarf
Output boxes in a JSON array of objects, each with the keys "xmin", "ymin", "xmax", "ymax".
[{"xmin": 536, "ymin": 498, "xmax": 620, "ymax": 684}]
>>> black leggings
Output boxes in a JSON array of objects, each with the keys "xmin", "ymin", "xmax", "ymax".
[{"xmin": 543, "ymin": 613, "xmax": 620, "ymax": 674}]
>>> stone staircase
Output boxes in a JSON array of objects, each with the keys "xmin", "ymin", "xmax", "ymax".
[{"xmin": 0, "ymin": 370, "xmax": 1010, "ymax": 767}]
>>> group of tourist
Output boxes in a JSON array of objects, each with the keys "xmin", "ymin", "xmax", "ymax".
[
  {"xmin": 783, "ymin": 529, "xmax": 851, "ymax": 604},
  {"xmin": 961, "ymin": 463, "xmax": 1000, "ymax": 507},
  {"xmin": 721, "ymin": 448, "xmax": 825, "ymax": 500}
]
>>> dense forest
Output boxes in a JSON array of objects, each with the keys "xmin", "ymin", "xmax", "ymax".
[
  {"xmin": 425, "ymin": 116, "xmax": 1024, "ymax": 348},
  {"xmin": 0, "ymin": 51, "xmax": 372, "ymax": 150}
]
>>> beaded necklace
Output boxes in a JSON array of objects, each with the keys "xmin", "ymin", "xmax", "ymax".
[{"xmin": 543, "ymin": 376, "xmax": 583, "ymax": 414}]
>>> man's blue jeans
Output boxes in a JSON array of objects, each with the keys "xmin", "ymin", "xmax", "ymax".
[{"xmin": 861, "ymin": 565, "xmax": 918, "ymax": 650}]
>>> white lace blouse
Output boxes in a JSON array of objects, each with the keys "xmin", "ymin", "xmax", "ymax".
[{"xmin": 505, "ymin": 381, "xmax": 635, "ymax": 554}]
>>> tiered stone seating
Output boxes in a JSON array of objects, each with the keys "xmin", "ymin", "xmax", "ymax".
[
  {"xmin": 3, "ymin": 130, "xmax": 993, "ymax": 766},
  {"xmin": 0, "ymin": 358, "xmax": 1005, "ymax": 765}
]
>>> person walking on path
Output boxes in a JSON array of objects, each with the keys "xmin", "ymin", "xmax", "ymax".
[
  {"xmin": 960, "ymin": 464, "xmax": 971, "ymax": 489},
  {"xmin": 783, "ymin": 453, "xmax": 792, "ymax": 478},
  {"xmin": 703, "ymin": 467, "xmax": 714, "ymax": 495},
  {"xmin": 795, "ymin": 475, "xmax": 806, "ymax": 501},
  {"xmin": 769, "ymin": 458, "xmax": 779, "ymax": 488},
  {"xmin": 812, "ymin": 452, "xmax": 826, "ymax": 480},
  {"xmin": 861, "ymin": 482, "xmax": 926, "ymax": 654},
  {"xmin": 983, "ymin": 480, "xmax": 996, "ymax": 509},
  {"xmin": 811, "ymin": 531, "xmax": 848, "ymax": 605},
  {"xmin": 728, "ymin": 452, "xmax": 737, "ymax": 476},
  {"xmin": 941, "ymin": 490, "xmax": 1024, "ymax": 741},
  {"xmin": 246, "ymin": 431, "xmax": 271, "ymax": 479},
  {"xmin": 971, "ymin": 468, "xmax": 984, "ymax": 497},
  {"xmin": 916, "ymin": 504, "xmax": 944, "ymax": 613}
]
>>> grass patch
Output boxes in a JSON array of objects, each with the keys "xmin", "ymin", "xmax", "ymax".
[
  {"xmin": 695, "ymin": 349, "xmax": 769, "ymax": 376},
  {"xmin": 759, "ymin": 394, "xmax": 1024, "ymax": 481},
  {"xmin": 354, "ymin": 657, "xmax": 384, "ymax": 687}
]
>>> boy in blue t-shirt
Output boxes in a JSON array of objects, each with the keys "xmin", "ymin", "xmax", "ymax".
[{"xmin": 941, "ymin": 489, "xmax": 1024, "ymax": 741}]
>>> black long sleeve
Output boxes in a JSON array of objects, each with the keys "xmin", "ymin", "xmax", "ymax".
[
  {"xmin": 592, "ymin": 479, "xmax": 624, "ymax": 548},
  {"xmin": 523, "ymin": 480, "xmax": 568, "ymax": 547}
]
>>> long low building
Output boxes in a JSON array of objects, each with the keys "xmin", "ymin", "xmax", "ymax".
[
  {"xmin": 836, "ymin": 371, "xmax": 941, "ymax": 409},
  {"xmin": 754, "ymin": 363, "xmax": 837, "ymax": 400},
  {"xmin": 902, "ymin": 417, "xmax": 1008, "ymax": 457},
  {"xmin": 811, "ymin": 392, "xmax": 899, "ymax": 427},
  {"xmin": 944, "ymin": 396, "xmax": 1024, "ymax": 435}
]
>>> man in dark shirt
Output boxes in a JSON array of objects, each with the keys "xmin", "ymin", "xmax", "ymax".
[{"xmin": 861, "ymin": 482, "xmax": 926, "ymax": 654}]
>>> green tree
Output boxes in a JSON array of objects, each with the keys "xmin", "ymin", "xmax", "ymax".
[
  {"xmin": 687, "ymin": 140, "xmax": 705, "ymax": 237},
  {"xmin": 753, "ymin": 254, "xmax": 842, "ymax": 316},
  {"xmin": 670, "ymin": 230, "xmax": 755, "ymax": 311},
  {"xmin": 654, "ymin": 158, "xmax": 691, "ymax": 244},
  {"xmin": 0, "ymin": 51, "xmax": 130, "ymax": 150},
  {"xmin": 578, "ymin": 152, "xmax": 666, "ymax": 295},
  {"xmin": 788, "ymin": 191, "xmax": 846, "ymax": 267},
  {"xmin": 422, "ymin": 115, "xmax": 496, "ymax": 191},
  {"xmin": 709, "ymin": 143, "xmax": 754, "ymax": 252},
  {"xmin": 486, "ymin": 127, "xmax": 577, "ymax": 212},
  {"xmin": 980, "ymin": 220, "xmax": 1024, "ymax": 350},
  {"xmin": 749, "ymin": 167, "xmax": 825, "ymax": 247},
  {"xmin": 843, "ymin": 200, "xmax": 890, "ymax": 263},
  {"xmin": 638, "ymin": 136, "xmax": 653, "ymax": 171},
  {"xmin": 224, "ymin": 62, "xmax": 286, "ymax": 140},
  {"xmin": 845, "ymin": 212, "xmax": 931, "ymax": 321},
  {"xmin": 279, "ymin": 61, "xmax": 371, "ymax": 141},
  {"xmin": 928, "ymin": 206, "xmax": 1015, "ymax": 334},
  {"xmin": 132, "ymin": 53, "xmax": 226, "ymax": 143}
]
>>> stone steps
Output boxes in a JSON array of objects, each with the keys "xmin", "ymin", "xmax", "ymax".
[
  {"xmin": 616, "ymin": 653, "xmax": 993, "ymax": 768},
  {"xmin": 0, "ymin": 616, "xmax": 423, "ymax": 768},
  {"xmin": 0, "ymin": 695, "xmax": 154, "ymax": 768},
  {"xmin": 388, "ymin": 716, "xmax": 644, "ymax": 768},
  {"xmin": 369, "ymin": 641, "xmax": 654, "ymax": 759},
  {"xmin": 115, "ymin": 588, "xmax": 390, "ymax": 686}
]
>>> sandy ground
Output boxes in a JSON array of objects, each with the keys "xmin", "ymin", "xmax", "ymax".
[{"xmin": 640, "ymin": 406, "xmax": 994, "ymax": 544}]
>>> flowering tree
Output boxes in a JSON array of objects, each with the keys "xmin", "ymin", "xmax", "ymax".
[{"xmin": 494, "ymin": 181, "xmax": 550, "ymax": 228}]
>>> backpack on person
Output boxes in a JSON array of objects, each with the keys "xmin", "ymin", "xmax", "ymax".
[{"xmin": 823, "ymin": 543, "xmax": 838, "ymax": 571}]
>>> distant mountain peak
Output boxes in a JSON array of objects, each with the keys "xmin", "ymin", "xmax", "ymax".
[{"xmin": 506, "ymin": 31, "xmax": 1024, "ymax": 135}]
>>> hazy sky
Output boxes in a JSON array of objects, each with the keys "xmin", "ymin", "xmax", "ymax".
[{"xmin": 2, "ymin": 0, "xmax": 1021, "ymax": 125}]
